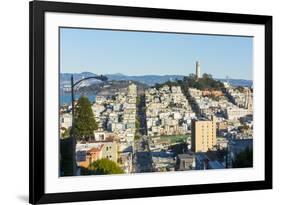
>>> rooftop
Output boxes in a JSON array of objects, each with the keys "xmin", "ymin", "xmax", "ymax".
[{"xmin": 177, "ymin": 153, "xmax": 194, "ymax": 160}]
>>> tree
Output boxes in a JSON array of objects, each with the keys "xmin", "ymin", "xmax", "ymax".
[
  {"xmin": 61, "ymin": 127, "xmax": 71, "ymax": 139},
  {"xmin": 111, "ymin": 95, "xmax": 116, "ymax": 101},
  {"xmin": 135, "ymin": 118, "xmax": 141, "ymax": 137},
  {"xmin": 154, "ymin": 80, "xmax": 178, "ymax": 90},
  {"xmin": 88, "ymin": 158, "xmax": 124, "ymax": 175},
  {"xmin": 136, "ymin": 96, "xmax": 141, "ymax": 104},
  {"xmin": 202, "ymin": 73, "xmax": 213, "ymax": 79},
  {"xmin": 235, "ymin": 86, "xmax": 245, "ymax": 92},
  {"xmin": 72, "ymin": 96, "xmax": 98, "ymax": 141},
  {"xmin": 135, "ymin": 118, "xmax": 141, "ymax": 130},
  {"xmin": 232, "ymin": 147, "xmax": 253, "ymax": 168}
]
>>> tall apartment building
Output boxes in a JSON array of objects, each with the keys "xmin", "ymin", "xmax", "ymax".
[{"xmin": 191, "ymin": 116, "xmax": 217, "ymax": 152}]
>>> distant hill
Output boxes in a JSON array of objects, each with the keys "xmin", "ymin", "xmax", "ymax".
[
  {"xmin": 60, "ymin": 72, "xmax": 252, "ymax": 88},
  {"xmin": 106, "ymin": 73, "xmax": 184, "ymax": 86},
  {"xmin": 76, "ymin": 80, "xmax": 149, "ymax": 96},
  {"xmin": 60, "ymin": 72, "xmax": 98, "ymax": 85}
]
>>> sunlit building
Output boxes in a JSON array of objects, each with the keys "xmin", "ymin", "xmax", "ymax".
[{"xmin": 191, "ymin": 116, "xmax": 217, "ymax": 152}]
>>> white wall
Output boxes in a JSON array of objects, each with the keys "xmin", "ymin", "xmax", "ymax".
[{"xmin": 0, "ymin": 0, "xmax": 279, "ymax": 204}]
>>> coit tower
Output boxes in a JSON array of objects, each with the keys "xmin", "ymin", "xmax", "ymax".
[{"xmin": 196, "ymin": 61, "xmax": 201, "ymax": 79}]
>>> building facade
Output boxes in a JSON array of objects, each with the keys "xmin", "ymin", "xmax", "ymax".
[
  {"xmin": 191, "ymin": 116, "xmax": 217, "ymax": 152},
  {"xmin": 76, "ymin": 141, "xmax": 118, "ymax": 168}
]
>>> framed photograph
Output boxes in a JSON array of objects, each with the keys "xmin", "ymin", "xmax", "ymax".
[{"xmin": 29, "ymin": 0, "xmax": 272, "ymax": 204}]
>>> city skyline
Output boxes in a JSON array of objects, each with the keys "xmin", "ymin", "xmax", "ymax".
[{"xmin": 60, "ymin": 28, "xmax": 253, "ymax": 80}]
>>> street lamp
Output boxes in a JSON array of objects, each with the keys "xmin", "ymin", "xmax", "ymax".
[{"xmin": 70, "ymin": 74, "xmax": 108, "ymax": 176}]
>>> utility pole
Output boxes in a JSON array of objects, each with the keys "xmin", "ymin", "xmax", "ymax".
[{"xmin": 70, "ymin": 75, "xmax": 77, "ymax": 175}]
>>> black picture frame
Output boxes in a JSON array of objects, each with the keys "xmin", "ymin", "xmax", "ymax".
[{"xmin": 29, "ymin": 0, "xmax": 272, "ymax": 204}]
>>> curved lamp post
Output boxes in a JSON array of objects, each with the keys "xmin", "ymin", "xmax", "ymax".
[{"xmin": 70, "ymin": 74, "xmax": 108, "ymax": 176}]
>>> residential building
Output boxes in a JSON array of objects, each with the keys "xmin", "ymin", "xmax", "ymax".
[
  {"xmin": 176, "ymin": 153, "xmax": 196, "ymax": 171},
  {"xmin": 60, "ymin": 113, "xmax": 72, "ymax": 129},
  {"xmin": 226, "ymin": 107, "xmax": 249, "ymax": 120},
  {"xmin": 191, "ymin": 116, "xmax": 217, "ymax": 152},
  {"xmin": 76, "ymin": 141, "xmax": 118, "ymax": 168}
]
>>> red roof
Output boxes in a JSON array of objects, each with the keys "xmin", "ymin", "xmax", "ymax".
[{"xmin": 87, "ymin": 144, "xmax": 104, "ymax": 153}]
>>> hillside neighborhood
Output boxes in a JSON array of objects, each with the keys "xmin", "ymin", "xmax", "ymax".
[{"xmin": 60, "ymin": 62, "xmax": 253, "ymax": 176}]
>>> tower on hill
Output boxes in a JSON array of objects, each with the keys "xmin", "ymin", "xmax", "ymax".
[{"xmin": 196, "ymin": 61, "xmax": 201, "ymax": 79}]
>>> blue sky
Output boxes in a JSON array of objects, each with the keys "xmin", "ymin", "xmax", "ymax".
[{"xmin": 60, "ymin": 28, "xmax": 253, "ymax": 80}]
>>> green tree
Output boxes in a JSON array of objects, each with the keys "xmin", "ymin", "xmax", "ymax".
[
  {"xmin": 135, "ymin": 118, "xmax": 141, "ymax": 130},
  {"xmin": 111, "ymin": 95, "xmax": 116, "ymax": 101},
  {"xmin": 72, "ymin": 96, "xmax": 98, "ymax": 141},
  {"xmin": 88, "ymin": 158, "xmax": 124, "ymax": 175},
  {"xmin": 235, "ymin": 86, "xmax": 245, "ymax": 92},
  {"xmin": 136, "ymin": 96, "xmax": 141, "ymax": 104},
  {"xmin": 183, "ymin": 73, "xmax": 224, "ymax": 90},
  {"xmin": 61, "ymin": 127, "xmax": 71, "ymax": 139},
  {"xmin": 202, "ymin": 73, "xmax": 213, "ymax": 79},
  {"xmin": 232, "ymin": 147, "xmax": 253, "ymax": 168},
  {"xmin": 135, "ymin": 118, "xmax": 141, "ymax": 137}
]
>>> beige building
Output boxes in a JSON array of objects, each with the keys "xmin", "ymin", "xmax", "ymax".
[
  {"xmin": 226, "ymin": 107, "xmax": 249, "ymax": 120},
  {"xmin": 76, "ymin": 141, "xmax": 118, "ymax": 168},
  {"xmin": 128, "ymin": 83, "xmax": 137, "ymax": 96},
  {"xmin": 100, "ymin": 141, "xmax": 118, "ymax": 162},
  {"xmin": 191, "ymin": 116, "xmax": 217, "ymax": 152}
]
